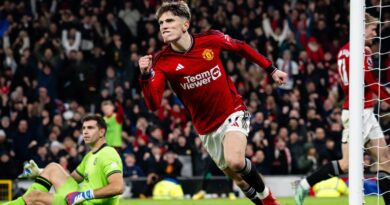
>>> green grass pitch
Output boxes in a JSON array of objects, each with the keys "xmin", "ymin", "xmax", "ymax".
[
  {"xmin": 1, "ymin": 197, "xmax": 385, "ymax": 205},
  {"xmin": 124, "ymin": 196, "xmax": 384, "ymax": 205}
]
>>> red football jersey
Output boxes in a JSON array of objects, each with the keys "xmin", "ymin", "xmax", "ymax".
[
  {"xmin": 337, "ymin": 43, "xmax": 390, "ymax": 109},
  {"xmin": 140, "ymin": 30, "xmax": 273, "ymax": 134}
]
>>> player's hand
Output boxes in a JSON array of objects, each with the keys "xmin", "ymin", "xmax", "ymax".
[
  {"xmin": 365, "ymin": 46, "xmax": 372, "ymax": 54},
  {"xmin": 138, "ymin": 55, "xmax": 153, "ymax": 75},
  {"xmin": 18, "ymin": 160, "xmax": 42, "ymax": 179},
  {"xmin": 271, "ymin": 69, "xmax": 288, "ymax": 85},
  {"xmin": 66, "ymin": 190, "xmax": 94, "ymax": 205}
]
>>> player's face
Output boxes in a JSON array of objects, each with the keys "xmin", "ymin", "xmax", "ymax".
[
  {"xmin": 365, "ymin": 24, "xmax": 377, "ymax": 45},
  {"xmin": 102, "ymin": 104, "xmax": 114, "ymax": 115},
  {"xmin": 158, "ymin": 11, "xmax": 189, "ymax": 43},
  {"xmin": 82, "ymin": 120, "xmax": 104, "ymax": 145}
]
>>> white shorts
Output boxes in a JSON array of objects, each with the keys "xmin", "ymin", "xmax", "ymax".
[
  {"xmin": 199, "ymin": 110, "xmax": 250, "ymax": 170},
  {"xmin": 341, "ymin": 108, "xmax": 384, "ymax": 144}
]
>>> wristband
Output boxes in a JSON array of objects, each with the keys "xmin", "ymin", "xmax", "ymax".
[
  {"xmin": 141, "ymin": 73, "xmax": 151, "ymax": 80},
  {"xmin": 265, "ymin": 65, "xmax": 278, "ymax": 76},
  {"xmin": 140, "ymin": 69, "xmax": 155, "ymax": 80}
]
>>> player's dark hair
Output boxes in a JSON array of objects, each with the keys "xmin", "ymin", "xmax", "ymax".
[
  {"xmin": 82, "ymin": 114, "xmax": 107, "ymax": 133},
  {"xmin": 156, "ymin": 0, "xmax": 191, "ymax": 21},
  {"xmin": 101, "ymin": 100, "xmax": 113, "ymax": 106}
]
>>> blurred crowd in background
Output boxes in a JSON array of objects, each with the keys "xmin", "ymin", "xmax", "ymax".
[{"xmin": 0, "ymin": 0, "xmax": 389, "ymax": 193}]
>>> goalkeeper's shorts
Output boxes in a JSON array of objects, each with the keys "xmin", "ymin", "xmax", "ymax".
[
  {"xmin": 341, "ymin": 108, "xmax": 384, "ymax": 143},
  {"xmin": 199, "ymin": 110, "xmax": 250, "ymax": 170}
]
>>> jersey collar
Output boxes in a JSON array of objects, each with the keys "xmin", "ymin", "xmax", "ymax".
[
  {"xmin": 170, "ymin": 34, "xmax": 195, "ymax": 54},
  {"xmin": 93, "ymin": 143, "xmax": 108, "ymax": 154}
]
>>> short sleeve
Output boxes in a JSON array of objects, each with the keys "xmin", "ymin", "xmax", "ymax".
[{"xmin": 100, "ymin": 148, "xmax": 123, "ymax": 178}]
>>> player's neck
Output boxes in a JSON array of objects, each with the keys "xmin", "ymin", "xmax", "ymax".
[
  {"xmin": 90, "ymin": 138, "xmax": 106, "ymax": 153},
  {"xmin": 171, "ymin": 32, "xmax": 192, "ymax": 53}
]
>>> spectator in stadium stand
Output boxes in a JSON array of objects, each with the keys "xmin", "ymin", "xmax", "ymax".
[
  {"xmin": 169, "ymin": 135, "xmax": 195, "ymax": 177},
  {"xmin": 296, "ymin": 144, "xmax": 318, "ymax": 174},
  {"xmin": 275, "ymin": 50, "xmax": 299, "ymax": 94},
  {"xmin": 101, "ymin": 100, "xmax": 124, "ymax": 148},
  {"xmin": 61, "ymin": 28, "xmax": 81, "ymax": 56},
  {"xmin": 122, "ymin": 153, "xmax": 145, "ymax": 198},
  {"xmin": 12, "ymin": 119, "xmax": 38, "ymax": 172},
  {"xmin": 157, "ymin": 151, "xmax": 183, "ymax": 179},
  {"xmin": 252, "ymin": 150, "xmax": 270, "ymax": 175},
  {"xmin": 145, "ymin": 144, "xmax": 164, "ymax": 175},
  {"xmin": 148, "ymin": 126, "xmax": 165, "ymax": 147},
  {"xmin": 123, "ymin": 153, "xmax": 145, "ymax": 178},
  {"xmin": 32, "ymin": 145, "xmax": 50, "ymax": 168},
  {"xmin": 138, "ymin": 1, "xmax": 287, "ymax": 204},
  {"xmin": 270, "ymin": 139, "xmax": 291, "ymax": 175},
  {"xmin": 311, "ymin": 127, "xmax": 327, "ymax": 159},
  {"xmin": 305, "ymin": 37, "xmax": 324, "ymax": 65},
  {"xmin": 295, "ymin": 13, "xmax": 390, "ymax": 205},
  {"xmin": 287, "ymin": 132, "xmax": 305, "ymax": 174},
  {"xmin": 101, "ymin": 66, "xmax": 122, "ymax": 97},
  {"xmin": 0, "ymin": 129, "xmax": 12, "ymax": 156},
  {"xmin": 0, "ymin": 152, "xmax": 18, "ymax": 179},
  {"xmin": 319, "ymin": 138, "xmax": 340, "ymax": 165}
]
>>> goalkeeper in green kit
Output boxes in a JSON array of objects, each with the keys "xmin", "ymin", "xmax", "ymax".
[{"xmin": 5, "ymin": 114, "xmax": 124, "ymax": 205}]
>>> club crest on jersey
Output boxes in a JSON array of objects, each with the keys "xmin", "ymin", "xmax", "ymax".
[{"xmin": 202, "ymin": 49, "xmax": 214, "ymax": 61}]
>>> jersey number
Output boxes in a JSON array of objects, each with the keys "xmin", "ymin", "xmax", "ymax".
[{"xmin": 337, "ymin": 58, "xmax": 349, "ymax": 85}]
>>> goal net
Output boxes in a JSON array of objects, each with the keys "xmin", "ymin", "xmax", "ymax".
[{"xmin": 350, "ymin": 1, "xmax": 390, "ymax": 205}]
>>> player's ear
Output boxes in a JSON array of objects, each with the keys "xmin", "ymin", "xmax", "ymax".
[
  {"xmin": 100, "ymin": 128, "xmax": 106, "ymax": 138},
  {"xmin": 183, "ymin": 20, "xmax": 190, "ymax": 32}
]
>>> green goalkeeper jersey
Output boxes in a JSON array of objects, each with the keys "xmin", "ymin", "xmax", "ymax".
[
  {"xmin": 76, "ymin": 144, "xmax": 123, "ymax": 205},
  {"xmin": 104, "ymin": 113, "xmax": 123, "ymax": 147}
]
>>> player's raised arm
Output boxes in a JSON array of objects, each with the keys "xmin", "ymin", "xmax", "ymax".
[{"xmin": 212, "ymin": 30, "xmax": 288, "ymax": 85}]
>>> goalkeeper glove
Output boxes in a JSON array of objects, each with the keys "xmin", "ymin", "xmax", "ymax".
[
  {"xmin": 66, "ymin": 190, "xmax": 94, "ymax": 205},
  {"xmin": 18, "ymin": 160, "xmax": 42, "ymax": 179}
]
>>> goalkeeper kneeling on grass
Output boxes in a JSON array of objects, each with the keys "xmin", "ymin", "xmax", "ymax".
[{"xmin": 5, "ymin": 114, "xmax": 124, "ymax": 205}]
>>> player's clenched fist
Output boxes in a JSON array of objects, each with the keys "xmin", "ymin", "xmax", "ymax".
[
  {"xmin": 138, "ymin": 55, "xmax": 153, "ymax": 75},
  {"xmin": 272, "ymin": 69, "xmax": 288, "ymax": 86}
]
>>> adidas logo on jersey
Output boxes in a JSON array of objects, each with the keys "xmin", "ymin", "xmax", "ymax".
[{"xmin": 176, "ymin": 64, "xmax": 184, "ymax": 71}]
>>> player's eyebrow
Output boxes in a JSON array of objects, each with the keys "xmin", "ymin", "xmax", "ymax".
[
  {"xmin": 82, "ymin": 125, "xmax": 95, "ymax": 129},
  {"xmin": 159, "ymin": 18, "xmax": 174, "ymax": 25}
]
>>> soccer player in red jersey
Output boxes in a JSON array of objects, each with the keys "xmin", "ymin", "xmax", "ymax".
[
  {"xmin": 295, "ymin": 13, "xmax": 390, "ymax": 205},
  {"xmin": 138, "ymin": 1, "xmax": 287, "ymax": 205}
]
